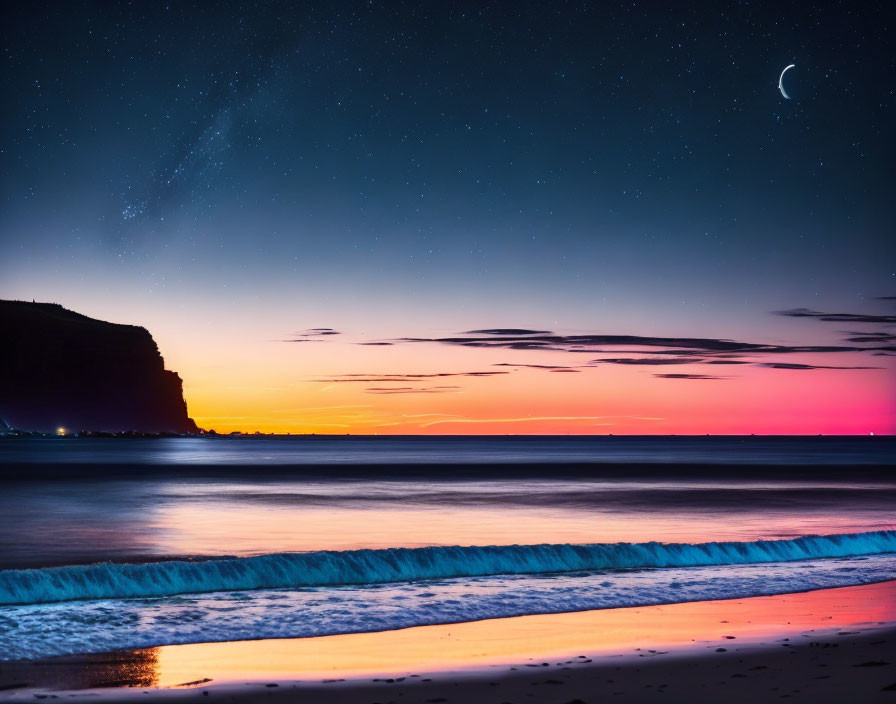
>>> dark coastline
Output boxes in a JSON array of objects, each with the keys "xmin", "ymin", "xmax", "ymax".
[{"xmin": 0, "ymin": 301, "xmax": 197, "ymax": 435}]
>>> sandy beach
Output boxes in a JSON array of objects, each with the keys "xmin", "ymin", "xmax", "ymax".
[{"xmin": 2, "ymin": 580, "xmax": 894, "ymax": 703}]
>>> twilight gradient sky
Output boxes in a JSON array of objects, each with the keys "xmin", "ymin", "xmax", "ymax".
[{"xmin": 1, "ymin": 1, "xmax": 894, "ymax": 434}]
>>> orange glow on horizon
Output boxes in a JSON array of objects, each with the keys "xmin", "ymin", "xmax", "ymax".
[
  {"xmin": 181, "ymin": 345, "xmax": 896, "ymax": 435},
  {"xmin": 69, "ymin": 301, "xmax": 893, "ymax": 436}
]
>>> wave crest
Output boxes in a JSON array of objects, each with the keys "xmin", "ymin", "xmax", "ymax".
[{"xmin": 1, "ymin": 530, "xmax": 894, "ymax": 606}]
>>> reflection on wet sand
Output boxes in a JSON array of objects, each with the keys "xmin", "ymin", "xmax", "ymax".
[
  {"xmin": 0, "ymin": 649, "xmax": 159, "ymax": 691},
  {"xmin": 4, "ymin": 580, "xmax": 893, "ymax": 691}
]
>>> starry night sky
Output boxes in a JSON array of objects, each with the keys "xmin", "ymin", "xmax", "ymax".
[{"xmin": 2, "ymin": 1, "xmax": 894, "ymax": 433}]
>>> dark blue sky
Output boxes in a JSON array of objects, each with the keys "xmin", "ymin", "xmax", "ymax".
[{"xmin": 1, "ymin": 1, "xmax": 893, "ymax": 433}]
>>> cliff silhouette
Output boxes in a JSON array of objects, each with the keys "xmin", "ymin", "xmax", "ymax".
[{"xmin": 0, "ymin": 300, "xmax": 198, "ymax": 433}]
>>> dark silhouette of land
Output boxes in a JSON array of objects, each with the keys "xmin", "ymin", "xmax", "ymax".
[{"xmin": 0, "ymin": 300, "xmax": 197, "ymax": 434}]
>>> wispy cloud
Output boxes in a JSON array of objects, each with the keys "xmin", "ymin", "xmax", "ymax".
[
  {"xmin": 287, "ymin": 327, "xmax": 341, "ymax": 342},
  {"xmin": 364, "ymin": 385, "xmax": 462, "ymax": 394},
  {"xmin": 312, "ymin": 371, "xmax": 509, "ymax": 383},
  {"xmin": 417, "ymin": 415, "xmax": 663, "ymax": 428},
  {"xmin": 775, "ymin": 308, "xmax": 896, "ymax": 324},
  {"xmin": 394, "ymin": 331, "xmax": 888, "ymax": 357},
  {"xmin": 379, "ymin": 315, "xmax": 894, "ymax": 376},
  {"xmin": 592, "ymin": 357, "xmax": 700, "ymax": 366},
  {"xmin": 843, "ymin": 332, "xmax": 896, "ymax": 343},
  {"xmin": 270, "ymin": 404, "xmax": 372, "ymax": 414},
  {"xmin": 759, "ymin": 362, "xmax": 880, "ymax": 370},
  {"xmin": 401, "ymin": 413, "xmax": 466, "ymax": 419},
  {"xmin": 464, "ymin": 328, "xmax": 553, "ymax": 335},
  {"xmin": 654, "ymin": 373, "xmax": 724, "ymax": 380},
  {"xmin": 494, "ymin": 363, "xmax": 585, "ymax": 370},
  {"xmin": 284, "ymin": 301, "xmax": 894, "ymax": 386}
]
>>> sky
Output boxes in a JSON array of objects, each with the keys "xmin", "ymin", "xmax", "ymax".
[{"xmin": 1, "ymin": 1, "xmax": 894, "ymax": 434}]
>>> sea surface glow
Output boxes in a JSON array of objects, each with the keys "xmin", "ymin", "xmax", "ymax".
[{"xmin": 0, "ymin": 436, "xmax": 893, "ymax": 660}]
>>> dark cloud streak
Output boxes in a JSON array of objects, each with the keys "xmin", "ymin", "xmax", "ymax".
[
  {"xmin": 775, "ymin": 308, "xmax": 896, "ymax": 325},
  {"xmin": 592, "ymin": 358, "xmax": 700, "ymax": 366},
  {"xmin": 760, "ymin": 363, "xmax": 880, "ymax": 370},
  {"xmin": 364, "ymin": 386, "xmax": 461, "ymax": 394},
  {"xmin": 654, "ymin": 374, "xmax": 723, "ymax": 380},
  {"xmin": 465, "ymin": 329, "xmax": 553, "ymax": 335},
  {"xmin": 313, "ymin": 371, "xmax": 509, "ymax": 383}
]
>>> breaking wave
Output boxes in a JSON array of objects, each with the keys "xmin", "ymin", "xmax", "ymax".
[{"xmin": 1, "ymin": 530, "xmax": 894, "ymax": 606}]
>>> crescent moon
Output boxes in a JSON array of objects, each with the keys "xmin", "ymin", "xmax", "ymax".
[{"xmin": 778, "ymin": 64, "xmax": 795, "ymax": 99}]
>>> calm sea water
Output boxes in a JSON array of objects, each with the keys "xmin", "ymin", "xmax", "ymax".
[
  {"xmin": 1, "ymin": 436, "xmax": 894, "ymax": 568},
  {"xmin": 2, "ymin": 435, "xmax": 893, "ymax": 467},
  {"xmin": 0, "ymin": 436, "xmax": 894, "ymax": 660}
]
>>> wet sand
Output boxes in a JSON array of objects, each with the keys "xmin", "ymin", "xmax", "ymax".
[{"xmin": 2, "ymin": 581, "xmax": 895, "ymax": 703}]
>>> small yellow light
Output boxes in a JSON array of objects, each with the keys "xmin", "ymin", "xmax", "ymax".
[{"xmin": 57, "ymin": 427, "xmax": 66, "ymax": 436}]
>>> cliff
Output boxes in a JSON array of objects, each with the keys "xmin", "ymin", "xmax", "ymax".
[{"xmin": 0, "ymin": 300, "xmax": 198, "ymax": 434}]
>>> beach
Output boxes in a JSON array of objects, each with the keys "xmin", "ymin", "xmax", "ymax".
[
  {"xmin": 2, "ymin": 580, "xmax": 894, "ymax": 702},
  {"xmin": 1, "ymin": 438, "xmax": 894, "ymax": 701}
]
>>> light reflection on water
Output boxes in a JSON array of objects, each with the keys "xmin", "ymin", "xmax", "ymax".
[
  {"xmin": 0, "ymin": 474, "xmax": 894, "ymax": 568},
  {"xmin": 1, "ymin": 436, "xmax": 894, "ymax": 568},
  {"xmin": 3, "ymin": 435, "xmax": 895, "ymax": 465}
]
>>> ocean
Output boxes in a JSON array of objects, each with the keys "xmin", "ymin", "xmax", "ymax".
[{"xmin": 1, "ymin": 436, "xmax": 894, "ymax": 661}]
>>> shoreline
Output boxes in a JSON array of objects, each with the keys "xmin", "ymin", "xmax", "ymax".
[
  {"xmin": 2, "ymin": 581, "xmax": 894, "ymax": 702},
  {"xmin": 28, "ymin": 628, "xmax": 891, "ymax": 703}
]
